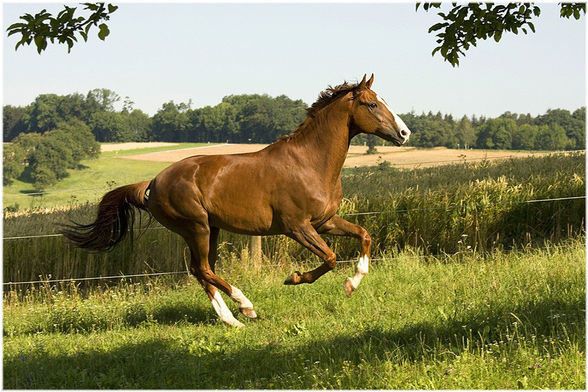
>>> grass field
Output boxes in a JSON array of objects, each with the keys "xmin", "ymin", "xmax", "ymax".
[
  {"xmin": 3, "ymin": 144, "xmax": 584, "ymax": 388},
  {"xmin": 3, "ymin": 239, "xmax": 585, "ymax": 389}
]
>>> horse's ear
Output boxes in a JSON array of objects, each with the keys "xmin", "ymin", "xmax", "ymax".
[
  {"xmin": 358, "ymin": 74, "xmax": 367, "ymax": 89},
  {"xmin": 366, "ymin": 73, "xmax": 374, "ymax": 89}
]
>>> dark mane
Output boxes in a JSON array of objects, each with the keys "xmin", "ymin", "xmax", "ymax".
[
  {"xmin": 278, "ymin": 81, "xmax": 358, "ymax": 142},
  {"xmin": 306, "ymin": 81, "xmax": 358, "ymax": 118}
]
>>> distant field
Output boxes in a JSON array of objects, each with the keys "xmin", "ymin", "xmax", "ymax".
[
  {"xmin": 119, "ymin": 143, "xmax": 553, "ymax": 168},
  {"xmin": 100, "ymin": 142, "xmax": 179, "ymax": 152},
  {"xmin": 2, "ymin": 143, "xmax": 211, "ymax": 211},
  {"xmin": 1, "ymin": 142, "xmax": 561, "ymax": 211}
]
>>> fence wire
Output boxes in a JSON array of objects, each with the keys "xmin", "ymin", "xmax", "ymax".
[
  {"xmin": 4, "ymin": 195, "xmax": 585, "ymax": 241},
  {"xmin": 3, "ymin": 242, "xmax": 568, "ymax": 287}
]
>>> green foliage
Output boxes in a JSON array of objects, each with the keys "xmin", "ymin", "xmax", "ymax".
[
  {"xmin": 475, "ymin": 118, "xmax": 517, "ymax": 149},
  {"xmin": 151, "ymin": 101, "xmax": 191, "ymax": 142},
  {"xmin": 3, "ymin": 105, "xmax": 27, "ymax": 141},
  {"xmin": 418, "ymin": 3, "xmax": 585, "ymax": 66},
  {"xmin": 8, "ymin": 119, "xmax": 99, "ymax": 190},
  {"xmin": 454, "ymin": 115, "xmax": 476, "ymax": 148},
  {"xmin": 2, "ymin": 240, "xmax": 585, "ymax": 388},
  {"xmin": 6, "ymin": 3, "xmax": 118, "ymax": 54},
  {"xmin": 3, "ymin": 143, "xmax": 26, "ymax": 186},
  {"xmin": 3, "ymin": 88, "xmax": 585, "ymax": 149},
  {"xmin": 88, "ymin": 111, "xmax": 133, "ymax": 142},
  {"xmin": 366, "ymin": 134, "xmax": 377, "ymax": 154}
]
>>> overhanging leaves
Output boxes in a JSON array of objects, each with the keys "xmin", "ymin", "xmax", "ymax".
[
  {"xmin": 6, "ymin": 2, "xmax": 118, "ymax": 54},
  {"xmin": 418, "ymin": 2, "xmax": 585, "ymax": 67}
]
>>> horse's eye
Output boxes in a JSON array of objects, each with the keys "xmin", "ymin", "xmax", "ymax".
[{"xmin": 368, "ymin": 102, "xmax": 378, "ymax": 109}]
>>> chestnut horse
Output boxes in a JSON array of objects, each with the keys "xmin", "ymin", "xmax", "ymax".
[{"xmin": 61, "ymin": 74, "xmax": 411, "ymax": 327}]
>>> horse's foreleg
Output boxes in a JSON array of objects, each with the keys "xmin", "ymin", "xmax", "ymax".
[
  {"xmin": 317, "ymin": 215, "xmax": 372, "ymax": 297},
  {"xmin": 284, "ymin": 222, "xmax": 336, "ymax": 285}
]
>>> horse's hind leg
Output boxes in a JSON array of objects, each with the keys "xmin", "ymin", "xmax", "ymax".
[
  {"xmin": 207, "ymin": 227, "xmax": 257, "ymax": 319},
  {"xmin": 186, "ymin": 225, "xmax": 255, "ymax": 327}
]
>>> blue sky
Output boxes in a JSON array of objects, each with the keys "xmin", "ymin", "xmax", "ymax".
[{"xmin": 3, "ymin": 2, "xmax": 586, "ymax": 118}]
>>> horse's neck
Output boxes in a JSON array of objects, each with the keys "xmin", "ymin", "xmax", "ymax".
[{"xmin": 291, "ymin": 101, "xmax": 352, "ymax": 183}]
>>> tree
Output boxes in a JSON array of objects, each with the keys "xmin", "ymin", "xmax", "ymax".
[
  {"xmin": 6, "ymin": 3, "xmax": 118, "ymax": 54},
  {"xmin": 454, "ymin": 115, "xmax": 476, "ymax": 149},
  {"xmin": 88, "ymin": 111, "xmax": 133, "ymax": 142},
  {"xmin": 3, "ymin": 105, "xmax": 27, "ymax": 141},
  {"xmin": 151, "ymin": 101, "xmax": 191, "ymax": 142},
  {"xmin": 417, "ymin": 3, "xmax": 585, "ymax": 66},
  {"xmin": 476, "ymin": 118, "xmax": 517, "ymax": 149},
  {"xmin": 536, "ymin": 108, "xmax": 585, "ymax": 150},
  {"xmin": 9, "ymin": 120, "xmax": 99, "ymax": 189},
  {"xmin": 534, "ymin": 124, "xmax": 569, "ymax": 151},
  {"xmin": 126, "ymin": 109, "xmax": 152, "ymax": 141},
  {"xmin": 512, "ymin": 123, "xmax": 538, "ymax": 150},
  {"xmin": 86, "ymin": 88, "xmax": 121, "ymax": 112},
  {"xmin": 3, "ymin": 143, "xmax": 26, "ymax": 185},
  {"xmin": 366, "ymin": 134, "xmax": 377, "ymax": 154}
]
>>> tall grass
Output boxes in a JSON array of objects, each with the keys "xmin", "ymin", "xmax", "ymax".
[
  {"xmin": 3, "ymin": 240, "xmax": 585, "ymax": 389},
  {"xmin": 3, "ymin": 153, "xmax": 584, "ymax": 284}
]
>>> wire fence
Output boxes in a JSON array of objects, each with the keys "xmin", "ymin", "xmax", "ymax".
[
  {"xmin": 4, "ymin": 194, "xmax": 585, "ymax": 241},
  {"xmin": 3, "ymin": 241, "xmax": 570, "ymax": 287}
]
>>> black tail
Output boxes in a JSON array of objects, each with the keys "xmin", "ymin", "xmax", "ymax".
[{"xmin": 60, "ymin": 181, "xmax": 152, "ymax": 252}]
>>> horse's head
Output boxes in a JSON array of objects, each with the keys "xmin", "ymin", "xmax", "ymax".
[{"xmin": 350, "ymin": 74, "xmax": 411, "ymax": 146}]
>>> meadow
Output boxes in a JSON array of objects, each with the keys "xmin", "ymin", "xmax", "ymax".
[
  {"xmin": 2, "ymin": 146, "xmax": 585, "ymax": 389},
  {"xmin": 3, "ymin": 152, "xmax": 584, "ymax": 284},
  {"xmin": 3, "ymin": 240, "xmax": 585, "ymax": 389},
  {"xmin": 2, "ymin": 143, "xmax": 208, "ymax": 210}
]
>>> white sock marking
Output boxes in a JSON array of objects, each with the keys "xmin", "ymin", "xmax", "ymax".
[
  {"xmin": 211, "ymin": 290, "xmax": 244, "ymax": 327},
  {"xmin": 230, "ymin": 285, "xmax": 254, "ymax": 309},
  {"xmin": 349, "ymin": 254, "xmax": 369, "ymax": 289}
]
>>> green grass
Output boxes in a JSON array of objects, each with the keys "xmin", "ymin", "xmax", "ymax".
[
  {"xmin": 3, "ymin": 239, "xmax": 584, "ymax": 389},
  {"xmin": 3, "ymin": 143, "xmax": 210, "ymax": 209}
]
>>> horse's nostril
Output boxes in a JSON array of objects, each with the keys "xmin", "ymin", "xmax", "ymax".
[{"xmin": 401, "ymin": 130, "xmax": 409, "ymax": 137}]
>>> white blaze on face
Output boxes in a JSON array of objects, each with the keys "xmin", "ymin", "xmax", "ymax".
[{"xmin": 376, "ymin": 94, "xmax": 411, "ymax": 142}]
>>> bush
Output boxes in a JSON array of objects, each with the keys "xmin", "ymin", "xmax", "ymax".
[{"xmin": 3, "ymin": 143, "xmax": 26, "ymax": 185}]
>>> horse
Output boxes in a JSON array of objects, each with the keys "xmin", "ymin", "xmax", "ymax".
[{"xmin": 61, "ymin": 74, "xmax": 411, "ymax": 327}]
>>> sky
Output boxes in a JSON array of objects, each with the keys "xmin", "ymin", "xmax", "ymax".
[{"xmin": 2, "ymin": 2, "xmax": 586, "ymax": 118}]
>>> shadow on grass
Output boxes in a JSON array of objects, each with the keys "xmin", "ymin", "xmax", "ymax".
[{"xmin": 4, "ymin": 296, "xmax": 584, "ymax": 389}]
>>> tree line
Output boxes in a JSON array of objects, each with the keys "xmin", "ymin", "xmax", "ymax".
[
  {"xmin": 4, "ymin": 89, "xmax": 585, "ymax": 150},
  {"xmin": 3, "ymin": 89, "xmax": 585, "ymax": 189}
]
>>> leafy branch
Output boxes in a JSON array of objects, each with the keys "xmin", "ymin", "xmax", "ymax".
[
  {"xmin": 6, "ymin": 2, "xmax": 118, "ymax": 54},
  {"xmin": 417, "ymin": 2, "xmax": 586, "ymax": 67}
]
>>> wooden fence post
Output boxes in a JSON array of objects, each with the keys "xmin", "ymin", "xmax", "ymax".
[{"xmin": 250, "ymin": 235, "xmax": 263, "ymax": 269}]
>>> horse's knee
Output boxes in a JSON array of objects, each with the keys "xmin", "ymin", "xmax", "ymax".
[
  {"xmin": 325, "ymin": 252, "xmax": 337, "ymax": 269},
  {"xmin": 201, "ymin": 268, "xmax": 215, "ymax": 283},
  {"xmin": 360, "ymin": 230, "xmax": 371, "ymax": 249}
]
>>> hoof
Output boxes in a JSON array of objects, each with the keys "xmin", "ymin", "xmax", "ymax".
[
  {"xmin": 225, "ymin": 319, "xmax": 245, "ymax": 328},
  {"xmin": 344, "ymin": 277, "xmax": 355, "ymax": 297},
  {"xmin": 240, "ymin": 307, "xmax": 258, "ymax": 319},
  {"xmin": 284, "ymin": 271, "xmax": 302, "ymax": 285}
]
